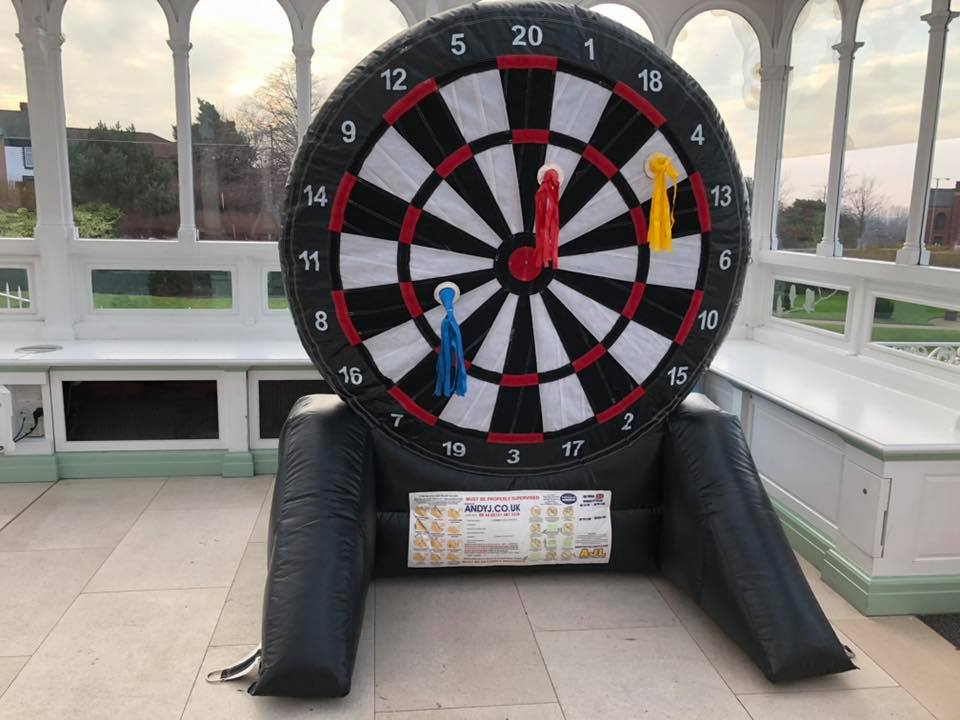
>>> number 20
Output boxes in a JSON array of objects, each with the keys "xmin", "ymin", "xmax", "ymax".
[{"xmin": 512, "ymin": 24, "xmax": 542, "ymax": 46}]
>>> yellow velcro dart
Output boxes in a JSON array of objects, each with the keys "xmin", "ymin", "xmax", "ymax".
[{"xmin": 646, "ymin": 152, "xmax": 679, "ymax": 253}]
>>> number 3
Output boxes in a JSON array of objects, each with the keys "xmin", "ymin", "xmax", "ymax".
[{"xmin": 507, "ymin": 448, "xmax": 520, "ymax": 464}]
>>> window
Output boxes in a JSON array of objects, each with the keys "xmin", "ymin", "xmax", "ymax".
[
  {"xmin": 0, "ymin": 1, "xmax": 35, "ymax": 238},
  {"xmin": 191, "ymin": 0, "xmax": 294, "ymax": 241},
  {"xmin": 870, "ymin": 297, "xmax": 960, "ymax": 367},
  {"xmin": 91, "ymin": 269, "xmax": 233, "ymax": 310},
  {"xmin": 841, "ymin": 0, "xmax": 928, "ymax": 262},
  {"xmin": 0, "ymin": 267, "xmax": 30, "ymax": 311},
  {"xmin": 267, "ymin": 270, "xmax": 287, "ymax": 310},
  {"xmin": 776, "ymin": 0, "xmax": 841, "ymax": 251},
  {"xmin": 771, "ymin": 279, "xmax": 848, "ymax": 334},
  {"xmin": 21, "ymin": 146, "xmax": 32, "ymax": 170},
  {"xmin": 672, "ymin": 10, "xmax": 760, "ymax": 181},
  {"xmin": 61, "ymin": 0, "xmax": 178, "ymax": 240},
  {"xmin": 926, "ymin": 10, "xmax": 959, "ymax": 269},
  {"xmin": 589, "ymin": 4, "xmax": 653, "ymax": 40}
]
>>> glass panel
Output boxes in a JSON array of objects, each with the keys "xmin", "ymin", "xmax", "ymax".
[
  {"xmin": 0, "ymin": 267, "xmax": 30, "ymax": 310},
  {"xmin": 62, "ymin": 0, "xmax": 178, "ymax": 239},
  {"xmin": 841, "ymin": 0, "xmax": 927, "ymax": 262},
  {"xmin": 267, "ymin": 271, "xmax": 288, "ymax": 310},
  {"xmin": 673, "ymin": 11, "xmax": 761, "ymax": 180},
  {"xmin": 91, "ymin": 269, "xmax": 232, "ymax": 310},
  {"xmin": 771, "ymin": 279, "xmax": 848, "ymax": 334},
  {"xmin": 0, "ymin": 2, "xmax": 36, "ymax": 237},
  {"xmin": 191, "ymin": 0, "xmax": 292, "ymax": 241},
  {"xmin": 870, "ymin": 298, "xmax": 960, "ymax": 366},
  {"xmin": 777, "ymin": 0, "xmax": 841, "ymax": 251},
  {"xmin": 926, "ymin": 9, "xmax": 959, "ymax": 269},
  {"xmin": 590, "ymin": 4, "xmax": 653, "ymax": 40}
]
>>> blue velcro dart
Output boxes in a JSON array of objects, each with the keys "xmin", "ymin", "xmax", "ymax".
[{"xmin": 434, "ymin": 283, "xmax": 467, "ymax": 397}]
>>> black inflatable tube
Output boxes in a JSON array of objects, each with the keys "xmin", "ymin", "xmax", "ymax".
[{"xmin": 658, "ymin": 394, "xmax": 855, "ymax": 682}]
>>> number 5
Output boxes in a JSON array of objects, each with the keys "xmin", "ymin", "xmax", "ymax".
[{"xmin": 451, "ymin": 32, "xmax": 465, "ymax": 55}]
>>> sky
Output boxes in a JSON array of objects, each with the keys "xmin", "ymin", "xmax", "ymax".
[{"xmin": 0, "ymin": 0, "xmax": 957, "ymax": 206}]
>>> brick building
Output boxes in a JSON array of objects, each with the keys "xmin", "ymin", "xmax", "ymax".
[{"xmin": 926, "ymin": 180, "xmax": 960, "ymax": 248}]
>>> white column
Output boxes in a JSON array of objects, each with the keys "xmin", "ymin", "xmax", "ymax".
[
  {"xmin": 293, "ymin": 42, "xmax": 314, "ymax": 142},
  {"xmin": 898, "ymin": 1, "xmax": 957, "ymax": 265},
  {"xmin": 19, "ymin": 24, "xmax": 76, "ymax": 339},
  {"xmin": 817, "ymin": 39, "xmax": 863, "ymax": 257},
  {"xmin": 168, "ymin": 38, "xmax": 198, "ymax": 243}
]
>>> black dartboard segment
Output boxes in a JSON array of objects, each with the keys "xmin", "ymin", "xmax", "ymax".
[{"xmin": 282, "ymin": 2, "xmax": 749, "ymax": 473}]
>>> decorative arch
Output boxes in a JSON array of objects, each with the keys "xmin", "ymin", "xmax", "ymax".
[
  {"xmin": 781, "ymin": 0, "xmax": 862, "ymax": 57},
  {"xmin": 579, "ymin": 0, "xmax": 661, "ymax": 46},
  {"xmin": 387, "ymin": 0, "xmax": 421, "ymax": 27},
  {"xmin": 666, "ymin": 1, "xmax": 772, "ymax": 64}
]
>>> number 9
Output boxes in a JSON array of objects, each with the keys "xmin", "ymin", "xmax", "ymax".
[{"xmin": 341, "ymin": 120, "xmax": 356, "ymax": 144}]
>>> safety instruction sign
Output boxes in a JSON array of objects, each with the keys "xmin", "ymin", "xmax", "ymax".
[{"xmin": 408, "ymin": 490, "xmax": 612, "ymax": 567}]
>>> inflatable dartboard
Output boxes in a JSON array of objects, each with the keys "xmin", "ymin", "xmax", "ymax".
[{"xmin": 281, "ymin": 1, "xmax": 749, "ymax": 473}]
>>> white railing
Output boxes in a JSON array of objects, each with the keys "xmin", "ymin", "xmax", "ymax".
[
  {"xmin": 877, "ymin": 342, "xmax": 960, "ymax": 367},
  {"xmin": 1, "ymin": 282, "xmax": 30, "ymax": 309}
]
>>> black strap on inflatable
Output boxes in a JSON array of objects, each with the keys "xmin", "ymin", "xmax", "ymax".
[{"xmin": 206, "ymin": 646, "xmax": 261, "ymax": 683}]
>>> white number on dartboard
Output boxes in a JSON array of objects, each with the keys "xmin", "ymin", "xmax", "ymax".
[
  {"xmin": 338, "ymin": 366, "xmax": 363, "ymax": 385},
  {"xmin": 380, "ymin": 68, "xmax": 407, "ymax": 91},
  {"xmin": 314, "ymin": 310, "xmax": 328, "ymax": 331},
  {"xmin": 584, "ymin": 37, "xmax": 595, "ymax": 60},
  {"xmin": 562, "ymin": 440, "xmax": 584, "ymax": 458},
  {"xmin": 698, "ymin": 309, "xmax": 719, "ymax": 331},
  {"xmin": 507, "ymin": 448, "xmax": 520, "ymax": 464},
  {"xmin": 390, "ymin": 413, "xmax": 403, "ymax": 427},
  {"xmin": 450, "ymin": 32, "xmax": 466, "ymax": 55},
  {"xmin": 691, "ymin": 123, "xmax": 704, "ymax": 146},
  {"xmin": 719, "ymin": 249, "xmax": 732, "ymax": 270},
  {"xmin": 711, "ymin": 185, "xmax": 732, "ymax": 207},
  {"xmin": 668, "ymin": 366, "xmax": 689, "ymax": 386},
  {"xmin": 303, "ymin": 184, "xmax": 327, "ymax": 207},
  {"xmin": 621, "ymin": 412, "xmax": 634, "ymax": 431},
  {"xmin": 638, "ymin": 69, "xmax": 662, "ymax": 92},
  {"xmin": 341, "ymin": 120, "xmax": 356, "ymax": 144},
  {"xmin": 298, "ymin": 250, "xmax": 319, "ymax": 271},
  {"xmin": 512, "ymin": 24, "xmax": 542, "ymax": 46},
  {"xmin": 443, "ymin": 441, "xmax": 466, "ymax": 458}
]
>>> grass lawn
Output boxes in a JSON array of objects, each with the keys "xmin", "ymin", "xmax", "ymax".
[
  {"xmin": 268, "ymin": 296, "xmax": 289, "ymax": 310},
  {"xmin": 92, "ymin": 293, "xmax": 232, "ymax": 310}
]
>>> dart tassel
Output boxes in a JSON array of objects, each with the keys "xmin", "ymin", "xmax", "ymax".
[
  {"xmin": 434, "ymin": 284, "xmax": 467, "ymax": 398},
  {"xmin": 535, "ymin": 167, "xmax": 560, "ymax": 268},
  {"xmin": 647, "ymin": 152, "xmax": 679, "ymax": 253}
]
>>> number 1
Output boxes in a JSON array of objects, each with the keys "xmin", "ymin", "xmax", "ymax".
[{"xmin": 584, "ymin": 37, "xmax": 595, "ymax": 60}]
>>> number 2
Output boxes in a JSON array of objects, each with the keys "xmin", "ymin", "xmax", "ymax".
[{"xmin": 621, "ymin": 412, "xmax": 634, "ymax": 431}]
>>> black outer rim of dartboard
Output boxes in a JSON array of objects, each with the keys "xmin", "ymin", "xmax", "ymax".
[{"xmin": 280, "ymin": 1, "xmax": 750, "ymax": 475}]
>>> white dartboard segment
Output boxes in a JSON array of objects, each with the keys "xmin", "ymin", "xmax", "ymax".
[
  {"xmin": 439, "ymin": 377, "xmax": 501, "ymax": 432},
  {"xmin": 424, "ymin": 182, "xmax": 503, "ymax": 248},
  {"xmin": 549, "ymin": 280, "xmax": 622, "ymax": 343},
  {"xmin": 550, "ymin": 73, "xmax": 611, "ymax": 143},
  {"xmin": 339, "ymin": 234, "xmax": 399, "ymax": 289},
  {"xmin": 363, "ymin": 320, "xmax": 433, "ymax": 382},
  {"xmin": 439, "ymin": 69, "xmax": 511, "ymax": 142},
  {"xmin": 409, "ymin": 244, "xmax": 494, "ymax": 282},
  {"xmin": 606, "ymin": 321, "xmax": 672, "ymax": 386},
  {"xmin": 620, "ymin": 131, "xmax": 688, "ymax": 204},
  {"xmin": 543, "ymin": 145, "xmax": 583, "ymax": 197},
  {"xmin": 560, "ymin": 247, "xmax": 639, "ymax": 283},
  {"xmin": 358, "ymin": 127, "xmax": 434, "ymax": 202},
  {"xmin": 539, "ymin": 374, "xmax": 595, "ymax": 432},
  {"xmin": 424, "ymin": 278, "xmax": 501, "ymax": 338},
  {"xmin": 558, "ymin": 183, "xmax": 628, "ymax": 246},
  {"xmin": 530, "ymin": 294, "xmax": 571, "ymax": 373},
  {"xmin": 646, "ymin": 233, "xmax": 701, "ymax": 289},
  {"xmin": 473, "ymin": 146, "xmax": 524, "ymax": 235},
  {"xmin": 470, "ymin": 294, "xmax": 518, "ymax": 373}
]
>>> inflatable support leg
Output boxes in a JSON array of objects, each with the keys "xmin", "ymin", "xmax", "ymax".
[
  {"xmin": 250, "ymin": 397, "xmax": 376, "ymax": 697},
  {"xmin": 659, "ymin": 394, "xmax": 855, "ymax": 682}
]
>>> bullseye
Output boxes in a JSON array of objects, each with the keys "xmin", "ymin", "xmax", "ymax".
[{"xmin": 508, "ymin": 246, "xmax": 542, "ymax": 282}]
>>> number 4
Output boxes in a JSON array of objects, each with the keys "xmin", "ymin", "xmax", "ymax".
[{"xmin": 691, "ymin": 124, "xmax": 704, "ymax": 145}]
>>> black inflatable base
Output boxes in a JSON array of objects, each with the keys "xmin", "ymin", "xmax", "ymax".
[{"xmin": 250, "ymin": 394, "xmax": 854, "ymax": 697}]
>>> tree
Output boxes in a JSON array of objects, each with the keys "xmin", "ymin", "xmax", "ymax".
[{"xmin": 842, "ymin": 173, "xmax": 885, "ymax": 248}]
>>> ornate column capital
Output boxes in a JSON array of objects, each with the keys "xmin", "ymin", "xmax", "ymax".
[
  {"xmin": 167, "ymin": 39, "xmax": 192, "ymax": 57},
  {"xmin": 759, "ymin": 64, "xmax": 792, "ymax": 83},
  {"xmin": 921, "ymin": 8, "xmax": 958, "ymax": 33},
  {"xmin": 832, "ymin": 40, "xmax": 864, "ymax": 60},
  {"xmin": 17, "ymin": 27, "xmax": 65, "ymax": 62},
  {"xmin": 293, "ymin": 43, "xmax": 314, "ymax": 60}
]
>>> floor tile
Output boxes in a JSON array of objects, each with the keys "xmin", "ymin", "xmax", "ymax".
[
  {"xmin": 249, "ymin": 489, "xmax": 272, "ymax": 544},
  {"xmin": 739, "ymin": 687, "xmax": 935, "ymax": 719},
  {"xmin": 376, "ymin": 704, "xmax": 565, "ymax": 719},
  {"xmin": 516, "ymin": 572, "xmax": 678, "ymax": 631},
  {"xmin": 0, "ymin": 547, "xmax": 111, "ymax": 655},
  {"xmin": 537, "ymin": 626, "xmax": 749, "ymax": 720},
  {"xmin": 836, "ymin": 616, "xmax": 960, "ymax": 720},
  {"xmin": 211, "ymin": 542, "xmax": 266, "ymax": 646},
  {"xmin": 652, "ymin": 578, "xmax": 895, "ymax": 694},
  {"xmin": 0, "ymin": 587, "xmax": 226, "ymax": 720},
  {"xmin": 0, "ymin": 515, "xmax": 12, "ymax": 529},
  {"xmin": 0, "ymin": 482, "xmax": 51, "ymax": 518},
  {"xmin": 183, "ymin": 589, "xmax": 375, "ymax": 719},
  {"xmin": 794, "ymin": 555, "xmax": 863, "ymax": 620},
  {"xmin": 86, "ymin": 507, "xmax": 258, "ymax": 592},
  {"xmin": 0, "ymin": 657, "xmax": 28, "ymax": 697},
  {"xmin": 149, "ymin": 476, "xmax": 271, "ymax": 511},
  {"xmin": 0, "ymin": 478, "xmax": 163, "ymax": 551},
  {"xmin": 375, "ymin": 576, "xmax": 556, "ymax": 713}
]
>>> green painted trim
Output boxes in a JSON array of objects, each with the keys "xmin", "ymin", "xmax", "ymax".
[
  {"xmin": 0, "ymin": 454, "xmax": 58, "ymax": 482},
  {"xmin": 57, "ymin": 450, "xmax": 232, "ymax": 479},
  {"xmin": 221, "ymin": 451, "xmax": 254, "ymax": 477},
  {"xmin": 252, "ymin": 448, "xmax": 278, "ymax": 475},
  {"xmin": 770, "ymin": 499, "xmax": 960, "ymax": 615}
]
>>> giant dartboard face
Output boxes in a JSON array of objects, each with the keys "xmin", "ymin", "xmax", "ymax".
[{"xmin": 282, "ymin": 2, "xmax": 749, "ymax": 473}]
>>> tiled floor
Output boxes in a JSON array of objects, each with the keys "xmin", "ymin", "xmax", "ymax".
[{"xmin": 0, "ymin": 477, "xmax": 958, "ymax": 720}]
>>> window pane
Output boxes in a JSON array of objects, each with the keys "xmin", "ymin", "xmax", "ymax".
[
  {"xmin": 191, "ymin": 0, "xmax": 292, "ymax": 241},
  {"xmin": 673, "ymin": 11, "xmax": 760, "ymax": 181},
  {"xmin": 0, "ymin": 267, "xmax": 30, "ymax": 310},
  {"xmin": 870, "ymin": 298, "xmax": 960, "ymax": 366},
  {"xmin": 777, "ymin": 0, "xmax": 841, "ymax": 251},
  {"xmin": 62, "ymin": 0, "xmax": 178, "ymax": 239},
  {"xmin": 841, "ymin": 0, "xmax": 927, "ymax": 262},
  {"xmin": 590, "ymin": 4, "xmax": 653, "ymax": 40},
  {"xmin": 267, "ymin": 270, "xmax": 288, "ymax": 309},
  {"xmin": 771, "ymin": 279, "xmax": 848, "ymax": 334},
  {"xmin": 926, "ymin": 12, "xmax": 960, "ymax": 269},
  {"xmin": 91, "ymin": 269, "xmax": 232, "ymax": 310},
  {"xmin": 0, "ymin": 2, "xmax": 35, "ymax": 238}
]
